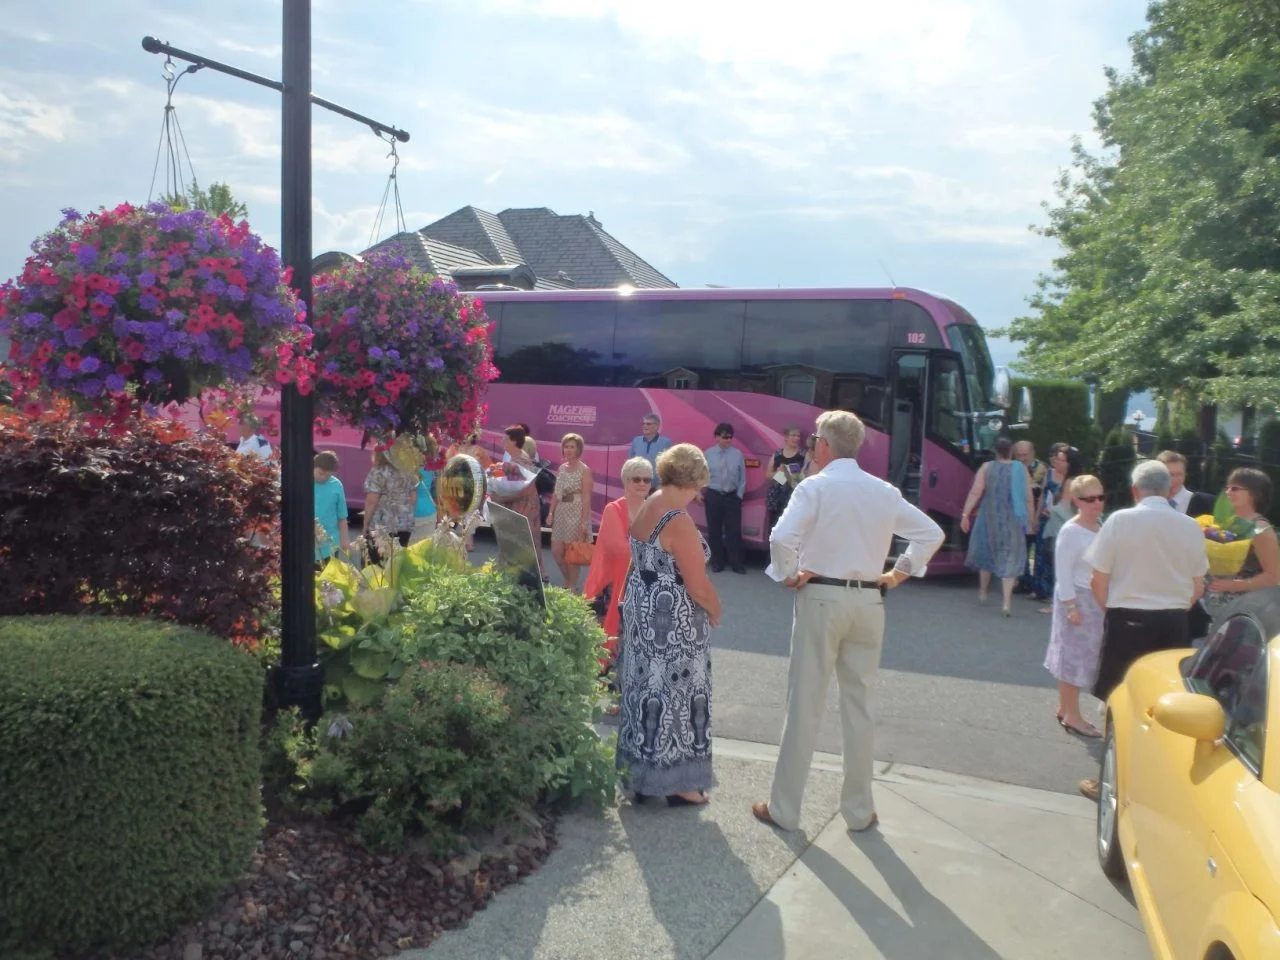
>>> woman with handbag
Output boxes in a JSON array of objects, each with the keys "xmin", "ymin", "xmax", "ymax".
[
  {"xmin": 549, "ymin": 432, "xmax": 593, "ymax": 593},
  {"xmin": 584, "ymin": 456, "xmax": 653, "ymax": 666}
]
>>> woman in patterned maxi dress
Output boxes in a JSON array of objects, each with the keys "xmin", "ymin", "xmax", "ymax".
[{"xmin": 618, "ymin": 443, "xmax": 721, "ymax": 806}]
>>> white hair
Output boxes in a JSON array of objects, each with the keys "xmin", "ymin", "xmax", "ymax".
[
  {"xmin": 620, "ymin": 456, "xmax": 652, "ymax": 482},
  {"xmin": 1131, "ymin": 459, "xmax": 1172, "ymax": 497},
  {"xmin": 642, "ymin": 413, "xmax": 661, "ymax": 426},
  {"xmin": 816, "ymin": 410, "xmax": 865, "ymax": 459}
]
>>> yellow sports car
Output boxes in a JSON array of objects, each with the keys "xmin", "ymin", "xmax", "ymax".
[{"xmin": 1098, "ymin": 593, "xmax": 1280, "ymax": 960}]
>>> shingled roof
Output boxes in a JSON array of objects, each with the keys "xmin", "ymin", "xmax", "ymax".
[{"xmin": 390, "ymin": 205, "xmax": 676, "ymax": 290}]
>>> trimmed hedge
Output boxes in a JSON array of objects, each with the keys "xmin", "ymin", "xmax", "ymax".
[
  {"xmin": 1009, "ymin": 377, "xmax": 1092, "ymax": 459},
  {"xmin": 0, "ymin": 616, "xmax": 264, "ymax": 956}
]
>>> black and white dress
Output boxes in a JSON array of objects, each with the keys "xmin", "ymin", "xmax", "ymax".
[{"xmin": 618, "ymin": 509, "xmax": 715, "ymax": 796}]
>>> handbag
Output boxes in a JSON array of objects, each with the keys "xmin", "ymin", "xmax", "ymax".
[{"xmin": 565, "ymin": 540, "xmax": 594, "ymax": 565}]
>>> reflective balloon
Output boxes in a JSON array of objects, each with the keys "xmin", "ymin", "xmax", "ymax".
[{"xmin": 438, "ymin": 454, "xmax": 487, "ymax": 517}]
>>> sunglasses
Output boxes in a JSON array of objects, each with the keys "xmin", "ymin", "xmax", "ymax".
[
  {"xmin": 1076, "ymin": 494, "xmax": 1105, "ymax": 504},
  {"xmin": 1226, "ymin": 484, "xmax": 1245, "ymax": 493},
  {"xmin": 717, "ymin": 434, "xmax": 733, "ymax": 440},
  {"xmin": 631, "ymin": 476, "xmax": 653, "ymax": 484}
]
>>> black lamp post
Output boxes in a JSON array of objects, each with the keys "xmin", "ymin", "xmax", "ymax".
[{"xmin": 142, "ymin": 0, "xmax": 409, "ymax": 719}]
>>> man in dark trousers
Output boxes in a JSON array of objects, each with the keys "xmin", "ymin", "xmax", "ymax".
[
  {"xmin": 702, "ymin": 422, "xmax": 747, "ymax": 573},
  {"xmin": 1078, "ymin": 459, "xmax": 1207, "ymax": 800},
  {"xmin": 1157, "ymin": 449, "xmax": 1215, "ymax": 638}
]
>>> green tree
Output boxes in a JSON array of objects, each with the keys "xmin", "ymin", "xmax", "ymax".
[
  {"xmin": 1003, "ymin": 0, "xmax": 1280, "ymax": 413},
  {"xmin": 162, "ymin": 180, "xmax": 249, "ymax": 220}
]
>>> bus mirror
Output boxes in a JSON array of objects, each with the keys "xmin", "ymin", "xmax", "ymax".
[
  {"xmin": 1017, "ymin": 386, "xmax": 1033, "ymax": 424},
  {"xmin": 993, "ymin": 366, "xmax": 1011, "ymax": 409}
]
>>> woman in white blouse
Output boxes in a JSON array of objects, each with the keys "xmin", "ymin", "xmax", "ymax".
[{"xmin": 1043, "ymin": 474, "xmax": 1108, "ymax": 738}]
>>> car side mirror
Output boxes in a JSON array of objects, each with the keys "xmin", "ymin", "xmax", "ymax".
[{"xmin": 1152, "ymin": 692, "xmax": 1225, "ymax": 742}]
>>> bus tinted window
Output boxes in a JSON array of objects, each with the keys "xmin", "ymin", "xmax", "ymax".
[
  {"xmin": 613, "ymin": 299, "xmax": 746, "ymax": 389},
  {"xmin": 742, "ymin": 300, "xmax": 893, "ymax": 423},
  {"xmin": 494, "ymin": 299, "xmax": 617, "ymax": 386}
]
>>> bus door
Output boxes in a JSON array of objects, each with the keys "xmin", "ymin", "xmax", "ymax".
[
  {"xmin": 888, "ymin": 350, "xmax": 928, "ymax": 504},
  {"xmin": 889, "ymin": 349, "xmax": 974, "ymax": 559}
]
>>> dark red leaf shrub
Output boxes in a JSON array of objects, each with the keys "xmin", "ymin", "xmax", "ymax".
[{"xmin": 0, "ymin": 405, "xmax": 279, "ymax": 646}]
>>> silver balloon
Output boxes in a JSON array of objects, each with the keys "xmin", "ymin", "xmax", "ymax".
[{"xmin": 432, "ymin": 454, "xmax": 487, "ymax": 558}]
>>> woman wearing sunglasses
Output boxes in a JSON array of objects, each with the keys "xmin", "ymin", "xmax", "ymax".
[
  {"xmin": 583, "ymin": 456, "xmax": 654, "ymax": 667},
  {"xmin": 1043, "ymin": 474, "xmax": 1109, "ymax": 737},
  {"xmin": 1207, "ymin": 467, "xmax": 1279, "ymax": 596}
]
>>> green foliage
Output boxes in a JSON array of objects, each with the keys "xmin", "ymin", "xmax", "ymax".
[
  {"xmin": 1009, "ymin": 377, "xmax": 1093, "ymax": 457},
  {"xmin": 314, "ymin": 540, "xmax": 468, "ymax": 705},
  {"xmin": 397, "ymin": 567, "xmax": 617, "ymax": 809},
  {"xmin": 1098, "ymin": 428, "xmax": 1138, "ymax": 509},
  {"xmin": 1096, "ymin": 390, "xmax": 1129, "ymax": 432},
  {"xmin": 271, "ymin": 663, "xmax": 524, "ymax": 852},
  {"xmin": 162, "ymin": 179, "xmax": 250, "ymax": 220},
  {"xmin": 278, "ymin": 556, "xmax": 617, "ymax": 851},
  {"xmin": 0, "ymin": 616, "xmax": 263, "ymax": 956},
  {"xmin": 1003, "ymin": 0, "xmax": 1280, "ymax": 407}
]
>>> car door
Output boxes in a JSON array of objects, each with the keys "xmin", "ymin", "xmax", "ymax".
[{"xmin": 1128, "ymin": 615, "xmax": 1268, "ymax": 958}]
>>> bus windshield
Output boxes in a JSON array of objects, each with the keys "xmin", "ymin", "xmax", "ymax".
[{"xmin": 944, "ymin": 321, "xmax": 995, "ymax": 415}]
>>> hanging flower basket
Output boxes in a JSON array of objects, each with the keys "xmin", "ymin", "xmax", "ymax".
[
  {"xmin": 0, "ymin": 203, "xmax": 314, "ymax": 420},
  {"xmin": 310, "ymin": 248, "xmax": 498, "ymax": 443}
]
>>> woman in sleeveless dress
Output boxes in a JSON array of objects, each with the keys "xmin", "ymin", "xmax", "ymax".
[
  {"xmin": 619, "ymin": 443, "xmax": 722, "ymax": 806},
  {"xmin": 1207, "ymin": 467, "xmax": 1279, "ymax": 601},
  {"xmin": 960, "ymin": 436, "xmax": 1035, "ymax": 616},
  {"xmin": 549, "ymin": 432, "xmax": 593, "ymax": 593}
]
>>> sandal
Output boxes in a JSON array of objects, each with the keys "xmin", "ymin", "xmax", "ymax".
[
  {"xmin": 667, "ymin": 792, "xmax": 710, "ymax": 807},
  {"xmin": 1060, "ymin": 718, "xmax": 1103, "ymax": 739}
]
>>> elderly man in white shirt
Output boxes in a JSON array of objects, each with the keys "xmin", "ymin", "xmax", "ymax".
[
  {"xmin": 1079, "ymin": 459, "xmax": 1208, "ymax": 800},
  {"xmin": 752, "ymin": 410, "xmax": 944, "ymax": 835}
]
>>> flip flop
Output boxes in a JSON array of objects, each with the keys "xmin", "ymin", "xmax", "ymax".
[
  {"xmin": 667, "ymin": 792, "xmax": 710, "ymax": 807},
  {"xmin": 1061, "ymin": 720, "xmax": 1103, "ymax": 739}
]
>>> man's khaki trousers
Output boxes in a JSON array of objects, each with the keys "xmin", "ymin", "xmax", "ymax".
[{"xmin": 768, "ymin": 582, "xmax": 884, "ymax": 831}]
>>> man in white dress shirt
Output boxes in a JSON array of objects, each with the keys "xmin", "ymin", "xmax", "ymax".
[
  {"xmin": 1157, "ymin": 450, "xmax": 1214, "ymax": 515},
  {"xmin": 752, "ymin": 410, "xmax": 944, "ymax": 834}
]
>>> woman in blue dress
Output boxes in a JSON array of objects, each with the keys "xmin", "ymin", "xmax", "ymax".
[
  {"xmin": 619, "ymin": 443, "xmax": 722, "ymax": 806},
  {"xmin": 961, "ymin": 437, "xmax": 1035, "ymax": 616}
]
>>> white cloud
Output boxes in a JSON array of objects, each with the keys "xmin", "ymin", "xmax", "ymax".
[{"xmin": 0, "ymin": 86, "xmax": 76, "ymax": 162}]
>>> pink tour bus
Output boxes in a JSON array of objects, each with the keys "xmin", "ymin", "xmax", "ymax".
[
  {"xmin": 472, "ymin": 286, "xmax": 1019, "ymax": 574},
  {"xmin": 210, "ymin": 286, "xmax": 1019, "ymax": 574}
]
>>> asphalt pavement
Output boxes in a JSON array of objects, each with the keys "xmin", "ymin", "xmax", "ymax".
[{"xmin": 472, "ymin": 533, "xmax": 1105, "ymax": 797}]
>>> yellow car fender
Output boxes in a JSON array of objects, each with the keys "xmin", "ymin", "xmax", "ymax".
[{"xmin": 1197, "ymin": 886, "xmax": 1280, "ymax": 960}]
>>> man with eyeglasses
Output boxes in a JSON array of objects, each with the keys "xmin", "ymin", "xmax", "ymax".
[
  {"xmin": 702, "ymin": 421, "xmax": 747, "ymax": 574},
  {"xmin": 628, "ymin": 414, "xmax": 673, "ymax": 487},
  {"xmin": 752, "ymin": 410, "xmax": 943, "ymax": 836}
]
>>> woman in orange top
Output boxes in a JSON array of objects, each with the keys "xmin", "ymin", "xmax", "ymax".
[{"xmin": 584, "ymin": 456, "xmax": 653, "ymax": 662}]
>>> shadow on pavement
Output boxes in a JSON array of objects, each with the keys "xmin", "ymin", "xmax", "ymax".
[
  {"xmin": 619, "ymin": 802, "xmax": 788, "ymax": 960},
  {"xmin": 804, "ymin": 834, "xmax": 1003, "ymax": 960}
]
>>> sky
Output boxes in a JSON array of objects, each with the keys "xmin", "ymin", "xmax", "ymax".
[{"xmin": 0, "ymin": 0, "xmax": 1152, "ymax": 372}]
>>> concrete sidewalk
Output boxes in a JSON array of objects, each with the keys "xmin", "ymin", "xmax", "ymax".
[{"xmin": 401, "ymin": 737, "xmax": 1150, "ymax": 960}]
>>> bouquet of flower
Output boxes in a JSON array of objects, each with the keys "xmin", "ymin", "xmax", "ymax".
[
  {"xmin": 485, "ymin": 459, "xmax": 537, "ymax": 499},
  {"xmin": 0, "ymin": 203, "xmax": 312, "ymax": 422},
  {"xmin": 1195, "ymin": 494, "xmax": 1255, "ymax": 576},
  {"xmin": 309, "ymin": 248, "xmax": 499, "ymax": 443}
]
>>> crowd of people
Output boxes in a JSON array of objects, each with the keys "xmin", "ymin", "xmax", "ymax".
[
  {"xmin": 959, "ymin": 435, "xmax": 1278, "ymax": 798},
  {"xmin": 252, "ymin": 411, "xmax": 1280, "ymax": 816}
]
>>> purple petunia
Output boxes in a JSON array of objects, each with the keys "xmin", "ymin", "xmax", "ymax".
[
  {"xmin": 105, "ymin": 374, "xmax": 127, "ymax": 392},
  {"xmin": 79, "ymin": 356, "xmax": 101, "ymax": 374}
]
